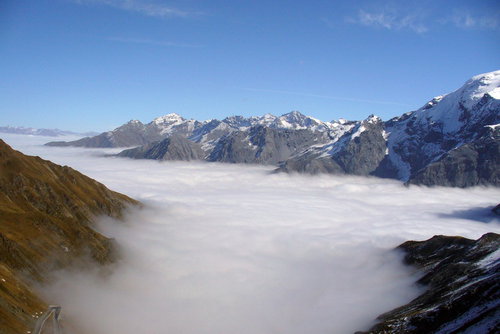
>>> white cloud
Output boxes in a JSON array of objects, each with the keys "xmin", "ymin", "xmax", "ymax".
[
  {"xmin": 3, "ymin": 134, "xmax": 499, "ymax": 334},
  {"xmin": 72, "ymin": 0, "xmax": 200, "ymax": 18},
  {"xmin": 446, "ymin": 12, "xmax": 499, "ymax": 30},
  {"xmin": 349, "ymin": 9, "xmax": 428, "ymax": 33}
]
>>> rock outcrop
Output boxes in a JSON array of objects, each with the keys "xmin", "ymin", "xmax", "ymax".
[{"xmin": 358, "ymin": 233, "xmax": 500, "ymax": 333}]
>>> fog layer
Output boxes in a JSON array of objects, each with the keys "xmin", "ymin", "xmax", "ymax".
[{"xmin": 3, "ymin": 134, "xmax": 499, "ymax": 334}]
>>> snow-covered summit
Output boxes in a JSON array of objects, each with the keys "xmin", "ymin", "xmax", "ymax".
[
  {"xmin": 153, "ymin": 113, "xmax": 185, "ymax": 125},
  {"xmin": 467, "ymin": 70, "xmax": 500, "ymax": 101},
  {"xmin": 412, "ymin": 70, "xmax": 500, "ymax": 133},
  {"xmin": 273, "ymin": 111, "xmax": 322, "ymax": 130}
]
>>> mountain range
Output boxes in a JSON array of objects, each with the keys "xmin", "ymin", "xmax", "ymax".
[
  {"xmin": 46, "ymin": 70, "xmax": 500, "ymax": 187},
  {"xmin": 0, "ymin": 126, "xmax": 98, "ymax": 137}
]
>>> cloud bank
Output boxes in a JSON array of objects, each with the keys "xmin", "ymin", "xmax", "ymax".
[{"xmin": 3, "ymin": 134, "xmax": 499, "ymax": 334}]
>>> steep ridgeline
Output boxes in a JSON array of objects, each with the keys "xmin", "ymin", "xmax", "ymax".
[
  {"xmin": 279, "ymin": 70, "xmax": 500, "ymax": 186},
  {"xmin": 358, "ymin": 233, "xmax": 500, "ymax": 334},
  {"xmin": 0, "ymin": 139, "xmax": 138, "ymax": 334},
  {"xmin": 45, "ymin": 111, "xmax": 333, "ymax": 149}
]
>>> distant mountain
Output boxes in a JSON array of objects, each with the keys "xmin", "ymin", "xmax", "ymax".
[
  {"xmin": 45, "ymin": 111, "xmax": 335, "ymax": 149},
  {"xmin": 45, "ymin": 70, "xmax": 500, "ymax": 187},
  {"xmin": 0, "ymin": 125, "xmax": 97, "ymax": 137},
  {"xmin": 358, "ymin": 232, "xmax": 500, "ymax": 333},
  {"xmin": 0, "ymin": 139, "xmax": 138, "ymax": 333}
]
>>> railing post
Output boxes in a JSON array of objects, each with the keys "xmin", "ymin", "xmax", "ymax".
[{"xmin": 33, "ymin": 305, "xmax": 63, "ymax": 334}]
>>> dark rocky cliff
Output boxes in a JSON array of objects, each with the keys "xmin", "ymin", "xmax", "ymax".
[{"xmin": 357, "ymin": 232, "xmax": 500, "ymax": 334}]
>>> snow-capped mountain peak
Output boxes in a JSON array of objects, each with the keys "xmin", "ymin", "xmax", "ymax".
[
  {"xmin": 468, "ymin": 70, "xmax": 500, "ymax": 101},
  {"xmin": 152, "ymin": 113, "xmax": 185, "ymax": 125},
  {"xmin": 364, "ymin": 114, "xmax": 382, "ymax": 124},
  {"xmin": 409, "ymin": 70, "xmax": 500, "ymax": 134}
]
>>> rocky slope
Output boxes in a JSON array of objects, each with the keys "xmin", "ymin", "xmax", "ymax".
[
  {"xmin": 118, "ymin": 134, "xmax": 205, "ymax": 161},
  {"xmin": 408, "ymin": 126, "xmax": 499, "ymax": 187},
  {"xmin": 276, "ymin": 115, "xmax": 387, "ymax": 175},
  {"xmin": 0, "ymin": 139, "xmax": 138, "ymax": 334},
  {"xmin": 358, "ymin": 232, "xmax": 500, "ymax": 334},
  {"xmin": 207, "ymin": 125, "xmax": 330, "ymax": 165}
]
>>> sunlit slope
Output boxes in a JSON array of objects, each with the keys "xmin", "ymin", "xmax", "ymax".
[{"xmin": 0, "ymin": 139, "xmax": 138, "ymax": 334}]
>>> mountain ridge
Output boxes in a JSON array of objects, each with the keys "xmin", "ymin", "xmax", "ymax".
[
  {"xmin": 0, "ymin": 126, "xmax": 98, "ymax": 137},
  {"xmin": 44, "ymin": 70, "xmax": 500, "ymax": 187}
]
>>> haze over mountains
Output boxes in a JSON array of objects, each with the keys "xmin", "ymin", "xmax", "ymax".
[
  {"xmin": 47, "ymin": 70, "xmax": 500, "ymax": 188},
  {"xmin": 0, "ymin": 126, "xmax": 97, "ymax": 137}
]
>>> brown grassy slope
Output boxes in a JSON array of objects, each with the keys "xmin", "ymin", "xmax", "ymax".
[{"xmin": 0, "ymin": 139, "xmax": 139, "ymax": 334}]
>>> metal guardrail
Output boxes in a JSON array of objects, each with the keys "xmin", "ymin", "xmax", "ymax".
[{"xmin": 32, "ymin": 305, "xmax": 63, "ymax": 334}]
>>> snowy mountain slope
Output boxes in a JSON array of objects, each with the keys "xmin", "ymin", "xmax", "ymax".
[
  {"xmin": 277, "ymin": 115, "xmax": 387, "ymax": 175},
  {"xmin": 384, "ymin": 70, "xmax": 500, "ymax": 181},
  {"xmin": 278, "ymin": 70, "xmax": 500, "ymax": 187}
]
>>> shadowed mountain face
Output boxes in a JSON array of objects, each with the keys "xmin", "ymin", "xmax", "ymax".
[
  {"xmin": 358, "ymin": 233, "xmax": 500, "ymax": 334},
  {"xmin": 0, "ymin": 139, "xmax": 138, "ymax": 334},
  {"xmin": 118, "ymin": 135, "xmax": 205, "ymax": 161},
  {"xmin": 207, "ymin": 125, "xmax": 329, "ymax": 165},
  {"xmin": 408, "ymin": 128, "xmax": 500, "ymax": 187},
  {"xmin": 276, "ymin": 115, "xmax": 387, "ymax": 175}
]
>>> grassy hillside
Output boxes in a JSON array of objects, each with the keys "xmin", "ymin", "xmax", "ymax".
[{"xmin": 0, "ymin": 139, "xmax": 138, "ymax": 333}]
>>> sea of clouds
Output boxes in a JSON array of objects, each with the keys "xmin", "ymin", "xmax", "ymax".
[{"xmin": 2, "ymin": 133, "xmax": 499, "ymax": 334}]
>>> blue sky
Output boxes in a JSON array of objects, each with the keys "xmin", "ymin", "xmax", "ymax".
[{"xmin": 1, "ymin": 0, "xmax": 499, "ymax": 132}]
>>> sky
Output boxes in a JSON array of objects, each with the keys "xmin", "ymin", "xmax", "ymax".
[
  {"xmin": 1, "ymin": 0, "xmax": 499, "ymax": 132},
  {"xmin": 3, "ymin": 133, "xmax": 500, "ymax": 333}
]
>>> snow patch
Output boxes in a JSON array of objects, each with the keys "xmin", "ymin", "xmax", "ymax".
[{"xmin": 476, "ymin": 248, "xmax": 500, "ymax": 269}]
